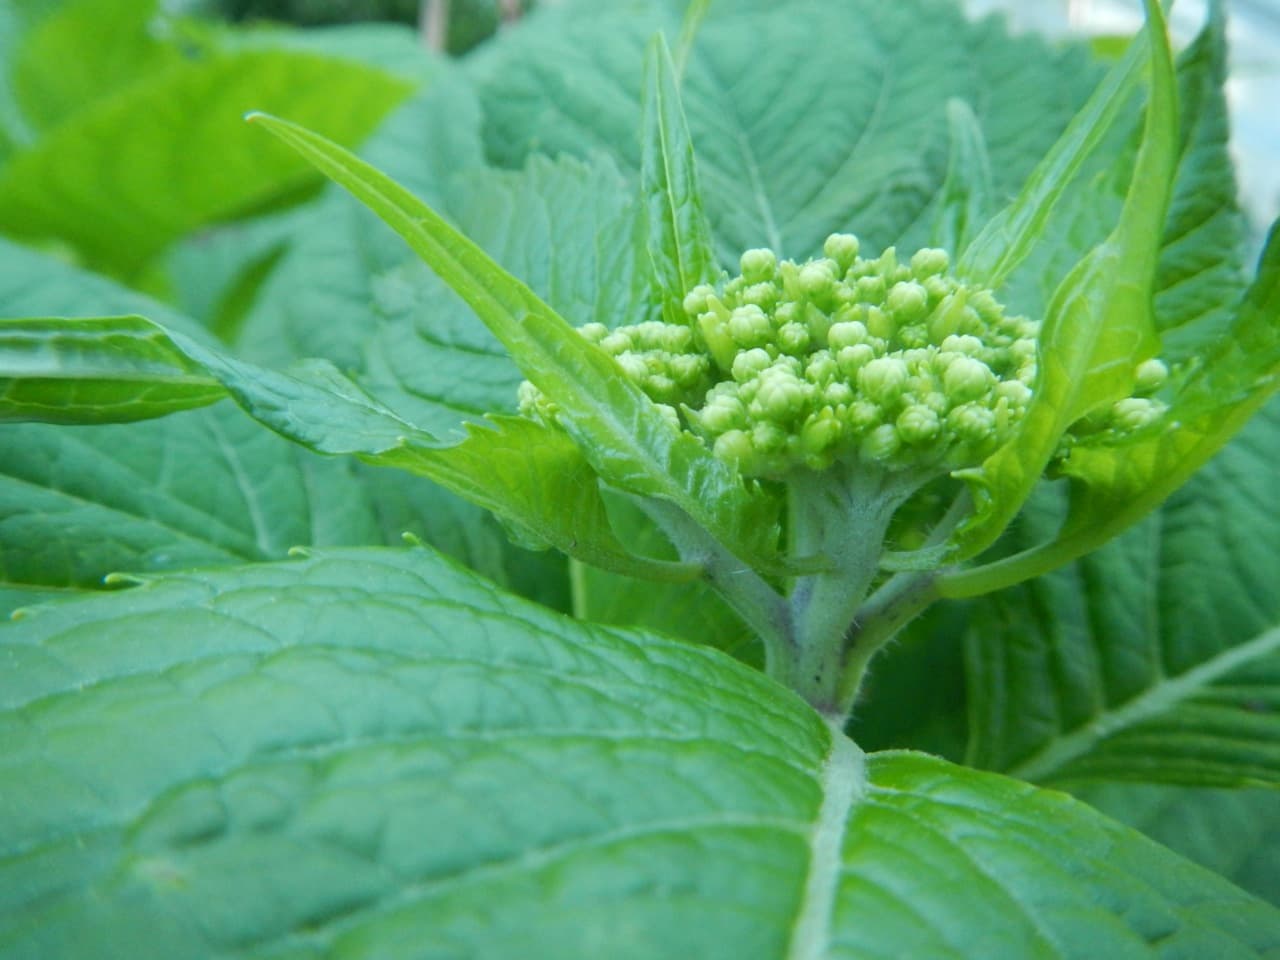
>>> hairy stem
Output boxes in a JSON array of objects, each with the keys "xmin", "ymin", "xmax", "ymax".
[
  {"xmin": 779, "ymin": 465, "xmax": 920, "ymax": 715},
  {"xmin": 636, "ymin": 497, "xmax": 793, "ymax": 671}
]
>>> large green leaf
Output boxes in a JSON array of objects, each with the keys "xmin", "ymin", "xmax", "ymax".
[
  {"xmin": 0, "ymin": 47, "xmax": 413, "ymax": 277},
  {"xmin": 2, "ymin": 546, "xmax": 1277, "ymax": 956},
  {"xmin": 0, "ymin": 243, "xmax": 561, "ymax": 614},
  {"xmin": 963, "ymin": 402, "xmax": 1280, "ymax": 787},
  {"xmin": 1078, "ymin": 783, "xmax": 1280, "ymax": 906},
  {"xmin": 9, "ymin": 0, "xmax": 180, "ymax": 133},
  {"xmin": 470, "ymin": 0, "xmax": 1102, "ymax": 261}
]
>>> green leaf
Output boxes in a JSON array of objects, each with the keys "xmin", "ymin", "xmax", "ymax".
[
  {"xmin": 0, "ymin": 48, "xmax": 414, "ymax": 277},
  {"xmin": 0, "ymin": 242, "xmax": 561, "ymax": 613},
  {"xmin": 929, "ymin": 99, "xmax": 993, "ymax": 256},
  {"xmin": 991, "ymin": 223, "xmax": 1280, "ymax": 579},
  {"xmin": 471, "ymin": 0, "xmax": 1103, "ymax": 261},
  {"xmin": 955, "ymin": 20, "xmax": 1149, "ymax": 288},
  {"xmin": 1078, "ymin": 783, "xmax": 1280, "ymax": 906},
  {"xmin": 0, "ymin": 316, "xmax": 224, "ymax": 424},
  {"xmin": 963, "ymin": 402, "xmax": 1280, "ymax": 787},
  {"xmin": 10, "ymin": 0, "xmax": 180, "ymax": 133},
  {"xmin": 953, "ymin": 0, "xmax": 1179, "ymax": 560},
  {"xmin": 2, "ymin": 546, "xmax": 1277, "ymax": 955},
  {"xmin": 639, "ymin": 33, "xmax": 719, "ymax": 326},
  {"xmin": 247, "ymin": 112, "xmax": 781, "ymax": 567}
]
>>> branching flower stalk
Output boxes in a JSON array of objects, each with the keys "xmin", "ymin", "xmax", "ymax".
[{"xmin": 520, "ymin": 234, "xmax": 1041, "ymax": 716}]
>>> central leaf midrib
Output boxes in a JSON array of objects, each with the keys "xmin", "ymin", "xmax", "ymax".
[{"xmin": 785, "ymin": 719, "xmax": 866, "ymax": 960}]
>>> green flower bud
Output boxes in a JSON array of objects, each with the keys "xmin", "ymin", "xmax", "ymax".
[
  {"xmin": 728, "ymin": 304, "xmax": 773, "ymax": 348},
  {"xmin": 887, "ymin": 281, "xmax": 929, "ymax": 322},
  {"xmin": 754, "ymin": 365, "xmax": 812, "ymax": 421},
  {"xmin": 669, "ymin": 354, "xmax": 709, "ymax": 388},
  {"xmin": 827, "ymin": 320, "xmax": 868, "ymax": 350},
  {"xmin": 714, "ymin": 429, "xmax": 754, "ymax": 467},
  {"xmin": 1111, "ymin": 397, "xmax": 1167, "ymax": 432},
  {"xmin": 861, "ymin": 423, "xmax": 901, "ymax": 463},
  {"xmin": 778, "ymin": 322, "xmax": 811, "ymax": 355},
  {"xmin": 600, "ymin": 331, "xmax": 631, "ymax": 354},
  {"xmin": 741, "ymin": 282, "xmax": 779, "ymax": 309},
  {"xmin": 578, "ymin": 322, "xmax": 609, "ymax": 343},
  {"xmin": 995, "ymin": 379, "xmax": 1033, "ymax": 408},
  {"xmin": 846, "ymin": 400, "xmax": 881, "ymax": 433},
  {"xmin": 837, "ymin": 344, "xmax": 877, "ymax": 377},
  {"xmin": 655, "ymin": 403, "xmax": 682, "ymax": 432},
  {"xmin": 617, "ymin": 354, "xmax": 648, "ymax": 380},
  {"xmin": 910, "ymin": 247, "xmax": 950, "ymax": 277},
  {"xmin": 858, "ymin": 356, "xmax": 910, "ymax": 404},
  {"xmin": 700, "ymin": 392, "xmax": 746, "ymax": 433},
  {"xmin": 740, "ymin": 248, "xmax": 778, "ymax": 282},
  {"xmin": 943, "ymin": 356, "xmax": 993, "ymax": 403},
  {"xmin": 823, "ymin": 232, "xmax": 861, "ymax": 268},
  {"xmin": 824, "ymin": 381, "xmax": 855, "ymax": 406},
  {"xmin": 799, "ymin": 260, "xmax": 837, "ymax": 296},
  {"xmin": 732, "ymin": 347, "xmax": 773, "ymax": 382},
  {"xmin": 805, "ymin": 350, "xmax": 839, "ymax": 384},
  {"xmin": 753, "ymin": 420, "xmax": 788, "ymax": 452},
  {"xmin": 865, "ymin": 306, "xmax": 894, "ymax": 340},
  {"xmin": 948, "ymin": 402, "xmax": 997, "ymax": 443},
  {"xmin": 897, "ymin": 404, "xmax": 941, "ymax": 444},
  {"xmin": 682, "ymin": 284, "xmax": 716, "ymax": 317},
  {"xmin": 1134, "ymin": 357, "xmax": 1169, "ymax": 395},
  {"xmin": 854, "ymin": 275, "xmax": 886, "ymax": 303}
]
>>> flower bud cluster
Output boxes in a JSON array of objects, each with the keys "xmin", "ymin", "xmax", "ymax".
[
  {"xmin": 519, "ymin": 233, "xmax": 1039, "ymax": 479},
  {"xmin": 1064, "ymin": 357, "xmax": 1171, "ymax": 447}
]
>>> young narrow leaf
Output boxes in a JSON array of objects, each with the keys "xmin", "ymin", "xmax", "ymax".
[
  {"xmin": 640, "ymin": 32, "xmax": 720, "ymax": 326},
  {"xmin": 0, "ymin": 316, "xmax": 225, "ymax": 423},
  {"xmin": 673, "ymin": 0, "xmax": 712, "ymax": 79},
  {"xmin": 956, "ymin": 17, "xmax": 1148, "ymax": 288},
  {"xmin": 929, "ymin": 98, "xmax": 993, "ymax": 257},
  {"xmin": 952, "ymin": 0, "xmax": 1178, "ymax": 561},
  {"xmin": 2, "ymin": 548, "xmax": 1278, "ymax": 956},
  {"xmin": 246, "ymin": 112, "xmax": 781, "ymax": 566}
]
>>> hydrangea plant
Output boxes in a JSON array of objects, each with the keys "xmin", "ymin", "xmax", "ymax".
[{"xmin": 2, "ymin": 0, "xmax": 1279, "ymax": 954}]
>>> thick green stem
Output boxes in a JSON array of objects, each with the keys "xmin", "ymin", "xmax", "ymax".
[
  {"xmin": 778, "ymin": 465, "xmax": 919, "ymax": 714},
  {"xmin": 836, "ymin": 569, "xmax": 941, "ymax": 710}
]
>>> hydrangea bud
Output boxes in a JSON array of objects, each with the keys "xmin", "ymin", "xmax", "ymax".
[
  {"xmin": 858, "ymin": 357, "xmax": 910, "ymax": 404},
  {"xmin": 823, "ymin": 233, "xmax": 861, "ymax": 268},
  {"xmin": 943, "ymin": 355, "xmax": 993, "ymax": 403},
  {"xmin": 887, "ymin": 281, "xmax": 929, "ymax": 322},
  {"xmin": 740, "ymin": 248, "xmax": 777, "ymax": 282},
  {"xmin": 897, "ymin": 404, "xmax": 941, "ymax": 444},
  {"xmin": 1134, "ymin": 357, "xmax": 1169, "ymax": 395}
]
